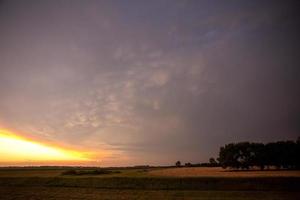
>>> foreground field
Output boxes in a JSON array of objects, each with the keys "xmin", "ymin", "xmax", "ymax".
[
  {"xmin": 148, "ymin": 167, "xmax": 300, "ymax": 177},
  {"xmin": 1, "ymin": 187, "xmax": 299, "ymax": 200},
  {"xmin": 0, "ymin": 167, "xmax": 299, "ymax": 199}
]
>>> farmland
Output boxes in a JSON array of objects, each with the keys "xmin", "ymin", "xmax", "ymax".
[
  {"xmin": 0, "ymin": 167, "xmax": 299, "ymax": 199},
  {"xmin": 1, "ymin": 187, "xmax": 299, "ymax": 200},
  {"xmin": 149, "ymin": 167, "xmax": 300, "ymax": 177}
]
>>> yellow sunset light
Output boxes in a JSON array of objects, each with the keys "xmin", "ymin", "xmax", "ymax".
[{"xmin": 0, "ymin": 129, "xmax": 90, "ymax": 163}]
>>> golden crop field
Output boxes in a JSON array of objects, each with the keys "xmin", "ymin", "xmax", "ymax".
[
  {"xmin": 0, "ymin": 167, "xmax": 299, "ymax": 199},
  {"xmin": 148, "ymin": 167, "xmax": 300, "ymax": 177}
]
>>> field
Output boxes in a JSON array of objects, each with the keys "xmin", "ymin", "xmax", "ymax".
[
  {"xmin": 149, "ymin": 167, "xmax": 300, "ymax": 177},
  {"xmin": 0, "ymin": 167, "xmax": 299, "ymax": 200},
  {"xmin": 1, "ymin": 187, "xmax": 299, "ymax": 200}
]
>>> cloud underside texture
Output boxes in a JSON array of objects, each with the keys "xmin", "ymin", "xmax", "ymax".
[{"xmin": 0, "ymin": 0, "xmax": 299, "ymax": 165}]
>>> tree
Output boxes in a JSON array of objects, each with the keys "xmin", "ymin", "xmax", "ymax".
[
  {"xmin": 185, "ymin": 162, "xmax": 192, "ymax": 167},
  {"xmin": 218, "ymin": 143, "xmax": 241, "ymax": 169},
  {"xmin": 209, "ymin": 157, "xmax": 218, "ymax": 166},
  {"xmin": 209, "ymin": 157, "xmax": 217, "ymax": 164},
  {"xmin": 218, "ymin": 139, "xmax": 300, "ymax": 170},
  {"xmin": 297, "ymin": 137, "xmax": 300, "ymax": 169},
  {"xmin": 249, "ymin": 143, "xmax": 265, "ymax": 170},
  {"xmin": 175, "ymin": 161, "xmax": 181, "ymax": 167}
]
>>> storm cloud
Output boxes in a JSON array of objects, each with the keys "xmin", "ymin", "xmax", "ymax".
[{"xmin": 0, "ymin": 0, "xmax": 299, "ymax": 166}]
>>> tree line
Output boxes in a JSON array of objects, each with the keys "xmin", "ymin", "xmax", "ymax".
[
  {"xmin": 218, "ymin": 138, "xmax": 300, "ymax": 170},
  {"xmin": 175, "ymin": 158, "xmax": 220, "ymax": 168}
]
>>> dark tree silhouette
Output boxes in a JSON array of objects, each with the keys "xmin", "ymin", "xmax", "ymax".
[
  {"xmin": 218, "ymin": 139, "xmax": 300, "ymax": 170},
  {"xmin": 209, "ymin": 157, "xmax": 218, "ymax": 167},
  {"xmin": 175, "ymin": 161, "xmax": 181, "ymax": 167},
  {"xmin": 185, "ymin": 162, "xmax": 192, "ymax": 167}
]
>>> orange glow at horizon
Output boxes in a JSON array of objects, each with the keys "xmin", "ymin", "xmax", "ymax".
[{"xmin": 0, "ymin": 129, "xmax": 91, "ymax": 163}]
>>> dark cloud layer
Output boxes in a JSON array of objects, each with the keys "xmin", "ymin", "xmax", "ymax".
[{"xmin": 0, "ymin": 0, "xmax": 299, "ymax": 165}]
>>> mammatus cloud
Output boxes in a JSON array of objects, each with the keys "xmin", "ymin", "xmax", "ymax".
[{"xmin": 0, "ymin": 0, "xmax": 299, "ymax": 166}]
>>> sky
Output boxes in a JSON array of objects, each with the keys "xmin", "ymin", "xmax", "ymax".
[{"xmin": 0, "ymin": 0, "xmax": 299, "ymax": 166}]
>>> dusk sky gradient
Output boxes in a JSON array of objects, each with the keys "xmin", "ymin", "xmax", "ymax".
[{"xmin": 0, "ymin": 0, "xmax": 299, "ymax": 166}]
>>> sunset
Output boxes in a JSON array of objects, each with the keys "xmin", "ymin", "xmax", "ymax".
[
  {"xmin": 0, "ymin": 0, "xmax": 299, "ymax": 199},
  {"xmin": 0, "ymin": 129, "xmax": 90, "ymax": 163}
]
